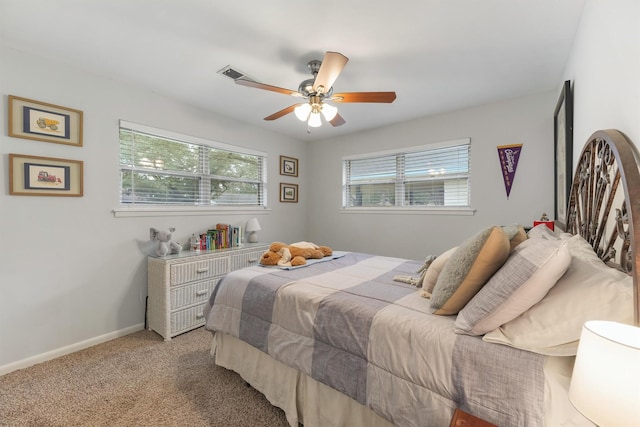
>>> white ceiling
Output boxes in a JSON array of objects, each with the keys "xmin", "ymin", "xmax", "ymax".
[{"xmin": 0, "ymin": 0, "xmax": 585, "ymax": 142}]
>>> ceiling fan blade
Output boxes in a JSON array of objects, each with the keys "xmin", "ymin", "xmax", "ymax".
[
  {"xmin": 329, "ymin": 113, "xmax": 346, "ymax": 127},
  {"xmin": 313, "ymin": 51, "xmax": 348, "ymax": 95},
  {"xmin": 331, "ymin": 92, "xmax": 397, "ymax": 103},
  {"xmin": 264, "ymin": 104, "xmax": 300, "ymax": 121},
  {"xmin": 236, "ymin": 78, "xmax": 302, "ymax": 97}
]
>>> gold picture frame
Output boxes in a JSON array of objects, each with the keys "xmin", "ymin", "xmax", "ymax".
[
  {"xmin": 8, "ymin": 95, "xmax": 83, "ymax": 146},
  {"xmin": 9, "ymin": 153, "xmax": 84, "ymax": 197},
  {"xmin": 280, "ymin": 155, "xmax": 298, "ymax": 177},
  {"xmin": 280, "ymin": 183, "xmax": 298, "ymax": 203}
]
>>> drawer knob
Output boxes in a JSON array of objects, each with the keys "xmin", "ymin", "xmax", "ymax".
[
  {"xmin": 196, "ymin": 312, "xmax": 204, "ymax": 319},
  {"xmin": 196, "ymin": 268, "xmax": 209, "ymax": 273},
  {"xmin": 196, "ymin": 290, "xmax": 208, "ymax": 296}
]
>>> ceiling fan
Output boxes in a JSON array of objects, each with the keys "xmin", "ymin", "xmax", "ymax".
[{"xmin": 235, "ymin": 51, "xmax": 396, "ymax": 129}]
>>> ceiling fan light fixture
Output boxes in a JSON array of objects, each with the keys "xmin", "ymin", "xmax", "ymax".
[
  {"xmin": 308, "ymin": 112, "xmax": 322, "ymax": 127},
  {"xmin": 321, "ymin": 103, "xmax": 338, "ymax": 121},
  {"xmin": 294, "ymin": 103, "xmax": 312, "ymax": 121},
  {"xmin": 234, "ymin": 51, "xmax": 396, "ymax": 131}
]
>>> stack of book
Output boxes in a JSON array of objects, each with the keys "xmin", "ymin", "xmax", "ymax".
[{"xmin": 198, "ymin": 223, "xmax": 242, "ymax": 250}]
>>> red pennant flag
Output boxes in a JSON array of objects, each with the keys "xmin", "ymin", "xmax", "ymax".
[{"xmin": 497, "ymin": 144, "xmax": 523, "ymax": 198}]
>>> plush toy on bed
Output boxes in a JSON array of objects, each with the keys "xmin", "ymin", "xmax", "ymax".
[
  {"xmin": 260, "ymin": 241, "xmax": 332, "ymax": 267},
  {"xmin": 150, "ymin": 227, "xmax": 183, "ymax": 257}
]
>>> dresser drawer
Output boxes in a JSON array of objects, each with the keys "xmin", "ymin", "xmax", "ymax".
[
  {"xmin": 231, "ymin": 247, "xmax": 267, "ymax": 270},
  {"xmin": 170, "ymin": 278, "xmax": 220, "ymax": 310},
  {"xmin": 170, "ymin": 303, "xmax": 207, "ymax": 334},
  {"xmin": 170, "ymin": 256, "xmax": 229, "ymax": 286}
]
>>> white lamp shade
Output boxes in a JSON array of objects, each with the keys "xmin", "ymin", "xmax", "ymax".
[
  {"xmin": 321, "ymin": 103, "xmax": 338, "ymax": 121},
  {"xmin": 294, "ymin": 103, "xmax": 311, "ymax": 121},
  {"xmin": 569, "ymin": 320, "xmax": 640, "ymax": 427},
  {"xmin": 308, "ymin": 112, "xmax": 322, "ymax": 127},
  {"xmin": 245, "ymin": 217, "xmax": 261, "ymax": 232}
]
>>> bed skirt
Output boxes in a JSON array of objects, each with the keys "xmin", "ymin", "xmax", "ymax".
[{"xmin": 212, "ymin": 331, "xmax": 396, "ymax": 427}]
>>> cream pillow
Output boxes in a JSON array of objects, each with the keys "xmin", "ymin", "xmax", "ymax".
[
  {"xmin": 455, "ymin": 237, "xmax": 571, "ymax": 336},
  {"xmin": 527, "ymin": 223, "xmax": 559, "ymax": 240},
  {"xmin": 482, "ymin": 235, "xmax": 634, "ymax": 355},
  {"xmin": 421, "ymin": 246, "xmax": 457, "ymax": 294},
  {"xmin": 431, "ymin": 226, "xmax": 511, "ymax": 315}
]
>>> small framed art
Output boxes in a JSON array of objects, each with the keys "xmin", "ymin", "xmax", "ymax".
[
  {"xmin": 280, "ymin": 155, "xmax": 298, "ymax": 177},
  {"xmin": 9, "ymin": 153, "xmax": 84, "ymax": 196},
  {"xmin": 8, "ymin": 95, "xmax": 83, "ymax": 147},
  {"xmin": 280, "ymin": 183, "xmax": 298, "ymax": 203}
]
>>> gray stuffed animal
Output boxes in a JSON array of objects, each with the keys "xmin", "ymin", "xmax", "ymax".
[{"xmin": 150, "ymin": 227, "xmax": 182, "ymax": 256}]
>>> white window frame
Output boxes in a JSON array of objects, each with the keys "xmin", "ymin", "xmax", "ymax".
[
  {"xmin": 113, "ymin": 120, "xmax": 268, "ymax": 218},
  {"xmin": 342, "ymin": 138, "xmax": 474, "ymax": 216}
]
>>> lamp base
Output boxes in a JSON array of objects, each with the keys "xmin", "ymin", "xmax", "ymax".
[{"xmin": 248, "ymin": 232, "xmax": 258, "ymax": 243}]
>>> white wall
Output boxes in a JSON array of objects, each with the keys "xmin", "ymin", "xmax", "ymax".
[
  {"xmin": 307, "ymin": 91, "xmax": 558, "ymax": 258},
  {"xmin": 0, "ymin": 45, "xmax": 308, "ymax": 371},
  {"xmin": 563, "ymin": 0, "xmax": 640, "ymax": 152}
]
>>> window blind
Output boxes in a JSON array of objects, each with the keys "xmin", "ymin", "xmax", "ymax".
[
  {"xmin": 119, "ymin": 121, "xmax": 267, "ymax": 207},
  {"xmin": 343, "ymin": 139, "xmax": 470, "ymax": 208}
]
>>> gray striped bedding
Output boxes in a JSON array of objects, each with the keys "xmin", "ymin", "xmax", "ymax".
[{"xmin": 204, "ymin": 252, "xmax": 544, "ymax": 426}]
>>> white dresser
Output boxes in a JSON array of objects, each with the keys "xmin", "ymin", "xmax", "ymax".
[{"xmin": 147, "ymin": 243, "xmax": 269, "ymax": 341}]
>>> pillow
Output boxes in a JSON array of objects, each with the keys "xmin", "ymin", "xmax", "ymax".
[
  {"xmin": 502, "ymin": 224, "xmax": 527, "ymax": 250},
  {"xmin": 527, "ymin": 223, "xmax": 560, "ymax": 240},
  {"xmin": 482, "ymin": 235, "xmax": 634, "ymax": 355},
  {"xmin": 455, "ymin": 237, "xmax": 571, "ymax": 336},
  {"xmin": 430, "ymin": 226, "xmax": 511, "ymax": 315},
  {"xmin": 421, "ymin": 246, "xmax": 457, "ymax": 294}
]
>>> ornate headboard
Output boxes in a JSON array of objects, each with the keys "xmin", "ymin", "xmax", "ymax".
[{"xmin": 564, "ymin": 129, "xmax": 640, "ymax": 324}]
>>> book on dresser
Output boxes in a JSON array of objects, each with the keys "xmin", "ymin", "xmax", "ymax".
[{"xmin": 146, "ymin": 243, "xmax": 269, "ymax": 341}]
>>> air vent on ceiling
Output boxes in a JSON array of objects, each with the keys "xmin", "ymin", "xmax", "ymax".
[{"xmin": 217, "ymin": 65, "xmax": 254, "ymax": 81}]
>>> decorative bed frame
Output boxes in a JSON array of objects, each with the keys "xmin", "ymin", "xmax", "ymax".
[{"xmin": 564, "ymin": 129, "xmax": 640, "ymax": 324}]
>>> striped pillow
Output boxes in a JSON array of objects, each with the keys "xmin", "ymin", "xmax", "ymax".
[{"xmin": 455, "ymin": 237, "xmax": 570, "ymax": 336}]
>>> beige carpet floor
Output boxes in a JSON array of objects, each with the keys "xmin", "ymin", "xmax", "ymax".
[{"xmin": 0, "ymin": 327, "xmax": 289, "ymax": 427}]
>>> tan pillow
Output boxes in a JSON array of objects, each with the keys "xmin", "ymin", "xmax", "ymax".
[
  {"xmin": 502, "ymin": 224, "xmax": 527, "ymax": 251},
  {"xmin": 430, "ymin": 226, "xmax": 511, "ymax": 315},
  {"xmin": 421, "ymin": 246, "xmax": 457, "ymax": 294},
  {"xmin": 482, "ymin": 235, "xmax": 634, "ymax": 355}
]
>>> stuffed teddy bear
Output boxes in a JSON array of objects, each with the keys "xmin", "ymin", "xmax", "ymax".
[
  {"xmin": 150, "ymin": 227, "xmax": 183, "ymax": 257},
  {"xmin": 260, "ymin": 241, "xmax": 332, "ymax": 267}
]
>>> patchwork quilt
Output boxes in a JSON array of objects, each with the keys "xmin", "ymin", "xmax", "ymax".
[{"xmin": 204, "ymin": 252, "xmax": 544, "ymax": 426}]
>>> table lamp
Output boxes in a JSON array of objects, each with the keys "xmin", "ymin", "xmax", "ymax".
[
  {"xmin": 569, "ymin": 320, "xmax": 640, "ymax": 426},
  {"xmin": 245, "ymin": 218, "xmax": 261, "ymax": 243}
]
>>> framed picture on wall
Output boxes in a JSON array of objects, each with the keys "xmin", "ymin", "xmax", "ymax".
[
  {"xmin": 553, "ymin": 80, "xmax": 573, "ymax": 230},
  {"xmin": 280, "ymin": 155, "xmax": 298, "ymax": 177},
  {"xmin": 280, "ymin": 183, "xmax": 298, "ymax": 203},
  {"xmin": 8, "ymin": 95, "xmax": 83, "ymax": 147},
  {"xmin": 9, "ymin": 153, "xmax": 84, "ymax": 197}
]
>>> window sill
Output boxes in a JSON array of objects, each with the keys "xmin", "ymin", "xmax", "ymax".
[
  {"xmin": 112, "ymin": 206, "xmax": 271, "ymax": 218},
  {"xmin": 340, "ymin": 207, "xmax": 475, "ymax": 215}
]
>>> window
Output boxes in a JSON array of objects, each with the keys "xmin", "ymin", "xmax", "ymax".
[
  {"xmin": 343, "ymin": 139, "xmax": 470, "ymax": 209},
  {"xmin": 119, "ymin": 121, "xmax": 266, "ymax": 207}
]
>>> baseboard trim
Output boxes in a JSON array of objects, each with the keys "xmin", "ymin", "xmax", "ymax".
[{"xmin": 0, "ymin": 323, "xmax": 145, "ymax": 376}]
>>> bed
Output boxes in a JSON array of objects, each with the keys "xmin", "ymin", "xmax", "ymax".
[{"xmin": 203, "ymin": 129, "xmax": 640, "ymax": 427}]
